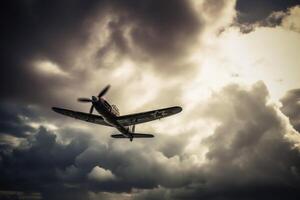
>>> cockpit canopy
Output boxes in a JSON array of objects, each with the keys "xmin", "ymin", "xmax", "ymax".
[
  {"xmin": 111, "ymin": 104, "xmax": 120, "ymax": 116},
  {"xmin": 103, "ymin": 100, "xmax": 120, "ymax": 116}
]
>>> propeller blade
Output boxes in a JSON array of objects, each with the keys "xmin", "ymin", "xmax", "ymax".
[
  {"xmin": 98, "ymin": 85, "xmax": 110, "ymax": 97},
  {"xmin": 89, "ymin": 105, "xmax": 94, "ymax": 114},
  {"xmin": 78, "ymin": 98, "xmax": 92, "ymax": 102}
]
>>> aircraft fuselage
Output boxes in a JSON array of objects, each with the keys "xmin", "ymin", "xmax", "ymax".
[{"xmin": 93, "ymin": 98, "xmax": 132, "ymax": 139}]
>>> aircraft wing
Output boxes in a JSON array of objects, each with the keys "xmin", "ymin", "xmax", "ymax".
[
  {"xmin": 52, "ymin": 107, "xmax": 112, "ymax": 127},
  {"xmin": 116, "ymin": 106, "xmax": 182, "ymax": 126}
]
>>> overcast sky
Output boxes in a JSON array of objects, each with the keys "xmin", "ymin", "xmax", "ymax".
[{"xmin": 1, "ymin": 0, "xmax": 300, "ymax": 199}]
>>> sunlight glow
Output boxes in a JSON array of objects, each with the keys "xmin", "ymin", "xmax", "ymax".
[{"xmin": 34, "ymin": 60, "xmax": 69, "ymax": 76}]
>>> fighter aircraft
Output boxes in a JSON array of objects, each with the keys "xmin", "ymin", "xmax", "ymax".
[{"xmin": 52, "ymin": 85, "xmax": 182, "ymax": 141}]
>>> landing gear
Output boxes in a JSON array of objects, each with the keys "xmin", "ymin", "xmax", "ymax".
[
  {"xmin": 126, "ymin": 125, "xmax": 136, "ymax": 142},
  {"xmin": 130, "ymin": 125, "xmax": 135, "ymax": 142}
]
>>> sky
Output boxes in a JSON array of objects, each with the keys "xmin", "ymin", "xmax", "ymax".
[{"xmin": 1, "ymin": 0, "xmax": 300, "ymax": 199}]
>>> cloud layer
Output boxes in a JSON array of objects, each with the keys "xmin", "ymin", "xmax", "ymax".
[
  {"xmin": 1, "ymin": 0, "xmax": 300, "ymax": 199},
  {"xmin": 1, "ymin": 82, "xmax": 300, "ymax": 200}
]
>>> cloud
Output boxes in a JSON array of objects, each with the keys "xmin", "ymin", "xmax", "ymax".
[
  {"xmin": 0, "ymin": 0, "xmax": 106, "ymax": 104},
  {"xmin": 281, "ymin": 6, "xmax": 300, "ymax": 32},
  {"xmin": 1, "ymin": 82, "xmax": 300, "ymax": 199},
  {"xmin": 88, "ymin": 166, "xmax": 116, "ymax": 182},
  {"xmin": 0, "ymin": 103, "xmax": 197, "ymax": 198},
  {"xmin": 2, "ymin": 0, "xmax": 300, "ymax": 199},
  {"xmin": 200, "ymin": 82, "xmax": 300, "ymax": 197},
  {"xmin": 0, "ymin": 0, "xmax": 206, "ymax": 105},
  {"xmin": 0, "ymin": 125, "xmax": 92, "ymax": 200},
  {"xmin": 88, "ymin": 191, "xmax": 132, "ymax": 200},
  {"xmin": 0, "ymin": 0, "xmax": 242, "ymax": 109},
  {"xmin": 0, "ymin": 103, "xmax": 36, "ymax": 137},
  {"xmin": 280, "ymin": 88, "xmax": 300, "ymax": 132},
  {"xmin": 131, "ymin": 82, "xmax": 300, "ymax": 200},
  {"xmin": 110, "ymin": 0, "xmax": 202, "ymax": 63},
  {"xmin": 235, "ymin": 0, "xmax": 300, "ymax": 24},
  {"xmin": 235, "ymin": 4, "xmax": 300, "ymax": 33}
]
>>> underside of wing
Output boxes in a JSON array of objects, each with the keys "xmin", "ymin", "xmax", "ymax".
[
  {"xmin": 116, "ymin": 106, "xmax": 182, "ymax": 126},
  {"xmin": 52, "ymin": 107, "xmax": 112, "ymax": 127}
]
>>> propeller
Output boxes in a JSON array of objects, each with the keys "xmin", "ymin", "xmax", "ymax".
[
  {"xmin": 89, "ymin": 105, "xmax": 94, "ymax": 114},
  {"xmin": 98, "ymin": 85, "xmax": 110, "ymax": 97},
  {"xmin": 77, "ymin": 98, "xmax": 93, "ymax": 102},
  {"xmin": 77, "ymin": 85, "xmax": 111, "ymax": 115}
]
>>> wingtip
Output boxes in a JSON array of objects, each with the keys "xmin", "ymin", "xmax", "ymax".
[
  {"xmin": 174, "ymin": 106, "xmax": 183, "ymax": 113},
  {"xmin": 52, "ymin": 107, "xmax": 62, "ymax": 113}
]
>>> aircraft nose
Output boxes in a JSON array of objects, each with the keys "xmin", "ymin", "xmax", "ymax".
[{"xmin": 92, "ymin": 96, "xmax": 98, "ymax": 102}]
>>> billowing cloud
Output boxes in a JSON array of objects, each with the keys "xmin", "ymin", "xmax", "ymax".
[
  {"xmin": 1, "ymin": 0, "xmax": 300, "ymax": 199},
  {"xmin": 281, "ymin": 6, "xmax": 300, "ymax": 32},
  {"xmin": 1, "ymin": 82, "xmax": 300, "ymax": 199},
  {"xmin": 0, "ymin": 103, "xmax": 35, "ymax": 137},
  {"xmin": 88, "ymin": 166, "xmax": 116, "ymax": 182},
  {"xmin": 281, "ymin": 89, "xmax": 300, "ymax": 132},
  {"xmin": 236, "ymin": 0, "xmax": 300, "ymax": 24},
  {"xmin": 0, "ymin": 0, "xmax": 205, "ymax": 105},
  {"xmin": 198, "ymin": 82, "xmax": 300, "ymax": 199},
  {"xmin": 132, "ymin": 82, "xmax": 300, "ymax": 200},
  {"xmin": 236, "ymin": 5, "xmax": 300, "ymax": 33}
]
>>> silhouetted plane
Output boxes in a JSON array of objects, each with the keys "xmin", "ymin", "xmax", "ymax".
[{"xmin": 52, "ymin": 85, "xmax": 182, "ymax": 141}]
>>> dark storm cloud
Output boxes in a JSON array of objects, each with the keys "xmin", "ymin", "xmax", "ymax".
[
  {"xmin": 0, "ymin": 103, "xmax": 92, "ymax": 199},
  {"xmin": 133, "ymin": 82, "xmax": 300, "ymax": 200},
  {"xmin": 0, "ymin": 103, "xmax": 36, "ymax": 137},
  {"xmin": 281, "ymin": 89, "xmax": 300, "ymax": 132},
  {"xmin": 0, "ymin": 103, "xmax": 196, "ymax": 199},
  {"xmin": 235, "ymin": 0, "xmax": 300, "ymax": 33},
  {"xmin": 236, "ymin": 0, "xmax": 300, "ymax": 24},
  {"xmin": 3, "ymin": 1, "xmax": 300, "ymax": 199},
  {"xmin": 2, "ymin": 82, "xmax": 300, "ymax": 200},
  {"xmin": 0, "ymin": 0, "xmax": 105, "ymax": 104},
  {"xmin": 1, "ymin": 0, "xmax": 202, "ymax": 105},
  {"xmin": 93, "ymin": 0, "xmax": 203, "ymax": 77},
  {"xmin": 0, "ymin": 128, "xmax": 195, "ymax": 199},
  {"xmin": 198, "ymin": 82, "xmax": 300, "ymax": 200},
  {"xmin": 0, "ymin": 126, "xmax": 92, "ymax": 200},
  {"xmin": 110, "ymin": 0, "xmax": 201, "ymax": 62}
]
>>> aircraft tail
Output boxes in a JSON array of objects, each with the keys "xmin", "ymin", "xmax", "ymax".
[{"xmin": 111, "ymin": 133, "xmax": 154, "ymax": 139}]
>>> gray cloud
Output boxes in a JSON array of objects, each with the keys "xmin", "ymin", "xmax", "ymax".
[
  {"xmin": 2, "ymin": 1, "xmax": 300, "ymax": 199},
  {"xmin": 1, "ymin": 82, "xmax": 300, "ymax": 199},
  {"xmin": 236, "ymin": 0, "xmax": 300, "ymax": 24},
  {"xmin": 281, "ymin": 88, "xmax": 300, "ymax": 132},
  {"xmin": 0, "ymin": 103, "xmax": 36, "ymax": 137},
  {"xmin": 198, "ymin": 82, "xmax": 300, "ymax": 199},
  {"xmin": 0, "ymin": 126, "xmax": 91, "ymax": 199},
  {"xmin": 0, "ymin": 0, "xmax": 205, "ymax": 105},
  {"xmin": 132, "ymin": 82, "xmax": 300, "ymax": 200},
  {"xmin": 0, "ymin": 102, "xmax": 196, "ymax": 199},
  {"xmin": 235, "ymin": 0, "xmax": 300, "ymax": 33},
  {"xmin": 0, "ymin": 0, "xmax": 106, "ymax": 104}
]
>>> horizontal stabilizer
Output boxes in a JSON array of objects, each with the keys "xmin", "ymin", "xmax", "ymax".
[{"xmin": 111, "ymin": 133, "xmax": 154, "ymax": 138}]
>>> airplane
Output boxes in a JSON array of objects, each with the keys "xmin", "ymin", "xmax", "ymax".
[{"xmin": 52, "ymin": 85, "xmax": 182, "ymax": 141}]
